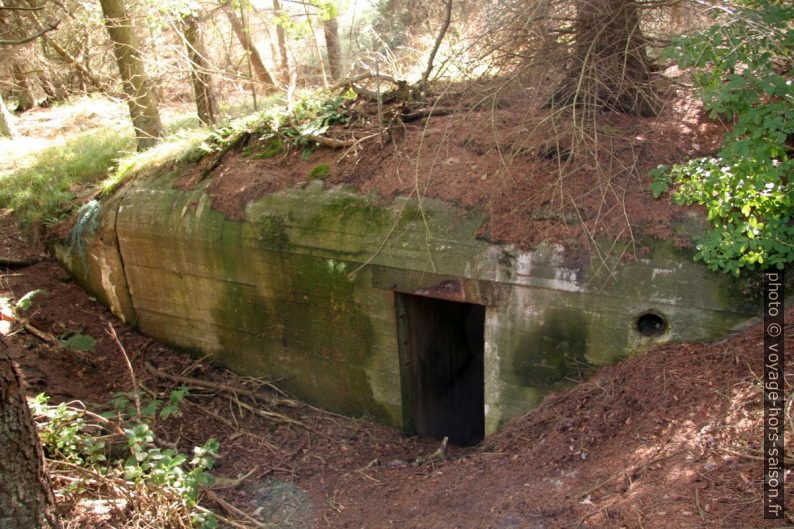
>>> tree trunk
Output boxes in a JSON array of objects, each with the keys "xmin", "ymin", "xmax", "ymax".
[
  {"xmin": 272, "ymin": 0, "xmax": 290, "ymax": 84},
  {"xmin": 304, "ymin": 5, "xmax": 328, "ymax": 87},
  {"xmin": 99, "ymin": 0, "xmax": 165, "ymax": 150},
  {"xmin": 182, "ymin": 15, "xmax": 219, "ymax": 125},
  {"xmin": 0, "ymin": 340, "xmax": 59, "ymax": 529},
  {"xmin": 549, "ymin": 0, "xmax": 659, "ymax": 116},
  {"xmin": 0, "ymin": 95, "xmax": 17, "ymax": 138},
  {"xmin": 12, "ymin": 63, "xmax": 37, "ymax": 112},
  {"xmin": 224, "ymin": 3, "xmax": 276, "ymax": 89},
  {"xmin": 323, "ymin": 16, "xmax": 343, "ymax": 81}
]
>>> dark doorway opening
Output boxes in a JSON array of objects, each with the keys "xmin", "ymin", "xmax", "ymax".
[{"xmin": 396, "ymin": 294, "xmax": 485, "ymax": 446}]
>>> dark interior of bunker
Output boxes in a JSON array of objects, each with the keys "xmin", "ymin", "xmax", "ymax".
[{"xmin": 397, "ymin": 294, "xmax": 486, "ymax": 446}]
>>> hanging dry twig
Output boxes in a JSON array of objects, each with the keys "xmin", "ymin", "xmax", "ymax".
[
  {"xmin": 0, "ymin": 18, "xmax": 59, "ymax": 45},
  {"xmin": 107, "ymin": 322, "xmax": 141, "ymax": 418}
]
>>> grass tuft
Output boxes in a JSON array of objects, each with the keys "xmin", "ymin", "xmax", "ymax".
[
  {"xmin": 101, "ymin": 128, "xmax": 210, "ymax": 195},
  {"xmin": 0, "ymin": 129, "xmax": 134, "ymax": 228}
]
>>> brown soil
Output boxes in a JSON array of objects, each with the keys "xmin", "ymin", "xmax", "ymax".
[
  {"xmin": 182, "ymin": 83, "xmax": 723, "ymax": 253},
  {"xmin": 1, "ymin": 209, "xmax": 792, "ymax": 529}
]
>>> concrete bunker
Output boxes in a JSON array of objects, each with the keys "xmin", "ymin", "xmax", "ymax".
[
  {"xmin": 56, "ymin": 178, "xmax": 761, "ymax": 439},
  {"xmin": 396, "ymin": 293, "xmax": 485, "ymax": 446}
]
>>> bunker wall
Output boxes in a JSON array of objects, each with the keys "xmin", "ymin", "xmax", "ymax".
[{"xmin": 57, "ymin": 175, "xmax": 758, "ymax": 434}]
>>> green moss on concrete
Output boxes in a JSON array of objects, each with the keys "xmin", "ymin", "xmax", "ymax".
[
  {"xmin": 198, "ymin": 204, "xmax": 391, "ymax": 423},
  {"xmin": 255, "ymin": 215, "xmax": 290, "ymax": 251},
  {"xmin": 320, "ymin": 193, "xmax": 388, "ymax": 226},
  {"xmin": 508, "ymin": 307, "xmax": 592, "ymax": 389}
]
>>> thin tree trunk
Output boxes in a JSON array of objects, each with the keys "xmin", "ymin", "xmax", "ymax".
[
  {"xmin": 420, "ymin": 0, "xmax": 452, "ymax": 86},
  {"xmin": 182, "ymin": 15, "xmax": 219, "ymax": 125},
  {"xmin": 99, "ymin": 0, "xmax": 165, "ymax": 150},
  {"xmin": 272, "ymin": 0, "xmax": 290, "ymax": 84},
  {"xmin": 323, "ymin": 16, "xmax": 343, "ymax": 81},
  {"xmin": 0, "ymin": 340, "xmax": 60, "ymax": 529},
  {"xmin": 12, "ymin": 63, "xmax": 36, "ymax": 112},
  {"xmin": 224, "ymin": 2, "xmax": 275, "ymax": 89},
  {"xmin": 304, "ymin": 5, "xmax": 328, "ymax": 87},
  {"xmin": 0, "ymin": 95, "xmax": 17, "ymax": 138}
]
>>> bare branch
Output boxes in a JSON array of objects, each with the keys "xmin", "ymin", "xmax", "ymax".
[
  {"xmin": 0, "ymin": 18, "xmax": 58, "ymax": 45},
  {"xmin": 0, "ymin": 4, "xmax": 46, "ymax": 10},
  {"xmin": 420, "ymin": 0, "xmax": 453, "ymax": 86}
]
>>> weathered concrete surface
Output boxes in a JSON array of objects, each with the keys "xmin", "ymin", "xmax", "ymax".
[
  {"xmin": 55, "ymin": 197, "xmax": 136, "ymax": 325},
  {"xmin": 57, "ymin": 172, "xmax": 760, "ymax": 435}
]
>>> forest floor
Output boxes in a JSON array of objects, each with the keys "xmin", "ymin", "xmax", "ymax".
[{"xmin": 1, "ymin": 210, "xmax": 792, "ymax": 529}]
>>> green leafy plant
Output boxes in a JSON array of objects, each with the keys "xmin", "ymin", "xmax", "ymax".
[
  {"xmin": 200, "ymin": 90, "xmax": 356, "ymax": 160},
  {"xmin": 123, "ymin": 422, "xmax": 218, "ymax": 504},
  {"xmin": 31, "ymin": 388, "xmax": 218, "ymax": 528},
  {"xmin": 649, "ymin": 165, "xmax": 671, "ymax": 199},
  {"xmin": 109, "ymin": 386, "xmax": 189, "ymax": 421},
  {"xmin": 654, "ymin": 0, "xmax": 793, "ymax": 276},
  {"xmin": 30, "ymin": 394, "xmax": 107, "ymax": 468}
]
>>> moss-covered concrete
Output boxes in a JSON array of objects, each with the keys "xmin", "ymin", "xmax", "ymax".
[{"xmin": 56, "ymin": 173, "xmax": 762, "ymax": 436}]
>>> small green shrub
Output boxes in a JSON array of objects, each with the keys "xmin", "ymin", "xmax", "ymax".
[
  {"xmin": 203, "ymin": 90, "xmax": 356, "ymax": 157},
  {"xmin": 31, "ymin": 389, "xmax": 218, "ymax": 528}
]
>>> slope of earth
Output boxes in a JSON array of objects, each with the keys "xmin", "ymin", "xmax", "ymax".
[
  {"xmin": 182, "ymin": 79, "xmax": 723, "ymax": 253},
  {"xmin": 2, "ymin": 211, "xmax": 791, "ymax": 529}
]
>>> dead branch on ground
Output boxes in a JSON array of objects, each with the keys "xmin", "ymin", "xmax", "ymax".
[
  {"xmin": 144, "ymin": 360, "xmax": 299, "ymax": 409},
  {"xmin": 0, "ymin": 255, "xmax": 43, "ymax": 267}
]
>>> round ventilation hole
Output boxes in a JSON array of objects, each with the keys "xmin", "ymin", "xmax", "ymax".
[{"xmin": 636, "ymin": 312, "xmax": 667, "ymax": 337}]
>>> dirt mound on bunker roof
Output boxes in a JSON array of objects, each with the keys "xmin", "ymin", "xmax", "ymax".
[{"xmin": 180, "ymin": 83, "xmax": 724, "ymax": 252}]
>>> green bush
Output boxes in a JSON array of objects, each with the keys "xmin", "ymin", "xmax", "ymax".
[{"xmin": 654, "ymin": 0, "xmax": 793, "ymax": 276}]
